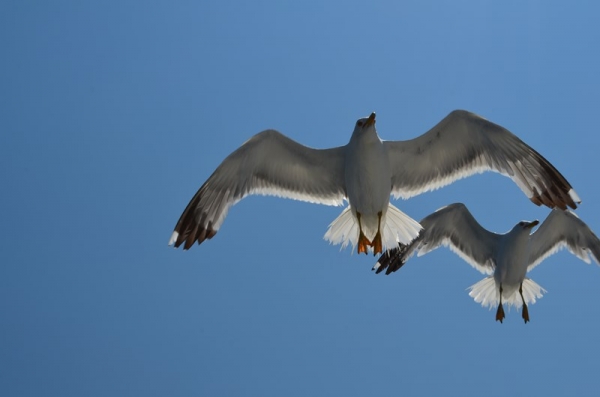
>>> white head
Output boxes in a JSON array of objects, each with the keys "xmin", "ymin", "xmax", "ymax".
[
  {"xmin": 350, "ymin": 112, "xmax": 377, "ymax": 141},
  {"xmin": 511, "ymin": 220, "xmax": 540, "ymax": 235},
  {"xmin": 354, "ymin": 112, "xmax": 376, "ymax": 130}
]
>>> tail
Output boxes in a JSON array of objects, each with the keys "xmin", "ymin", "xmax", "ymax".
[
  {"xmin": 323, "ymin": 203, "xmax": 422, "ymax": 252},
  {"xmin": 323, "ymin": 206, "xmax": 357, "ymax": 251},
  {"xmin": 468, "ymin": 277, "xmax": 498, "ymax": 309},
  {"xmin": 516, "ymin": 278, "xmax": 547, "ymax": 307},
  {"xmin": 384, "ymin": 204, "xmax": 423, "ymax": 246},
  {"xmin": 468, "ymin": 277, "xmax": 546, "ymax": 309}
]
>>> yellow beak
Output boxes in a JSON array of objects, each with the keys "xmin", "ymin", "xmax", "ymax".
[{"xmin": 365, "ymin": 112, "xmax": 376, "ymax": 127}]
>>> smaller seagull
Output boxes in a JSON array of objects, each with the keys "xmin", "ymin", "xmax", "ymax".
[{"xmin": 372, "ymin": 203, "xmax": 600, "ymax": 323}]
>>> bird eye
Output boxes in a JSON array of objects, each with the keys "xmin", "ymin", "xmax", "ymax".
[{"xmin": 357, "ymin": 121, "xmax": 364, "ymax": 127}]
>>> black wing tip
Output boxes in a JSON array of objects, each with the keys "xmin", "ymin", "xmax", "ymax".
[
  {"xmin": 170, "ymin": 183, "xmax": 219, "ymax": 250},
  {"xmin": 171, "ymin": 223, "xmax": 218, "ymax": 250},
  {"xmin": 373, "ymin": 246, "xmax": 408, "ymax": 276},
  {"xmin": 372, "ymin": 264, "xmax": 386, "ymax": 274},
  {"xmin": 532, "ymin": 157, "xmax": 580, "ymax": 210},
  {"xmin": 529, "ymin": 188, "xmax": 579, "ymax": 211}
]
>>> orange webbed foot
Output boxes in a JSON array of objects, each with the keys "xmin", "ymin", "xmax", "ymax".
[
  {"xmin": 372, "ymin": 231, "xmax": 383, "ymax": 256},
  {"xmin": 357, "ymin": 232, "xmax": 371, "ymax": 255}
]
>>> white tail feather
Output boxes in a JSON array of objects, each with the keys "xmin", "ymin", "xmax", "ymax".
[
  {"xmin": 323, "ymin": 206, "xmax": 358, "ymax": 251},
  {"xmin": 468, "ymin": 276, "xmax": 498, "ymax": 309},
  {"xmin": 384, "ymin": 204, "xmax": 423, "ymax": 246},
  {"xmin": 518, "ymin": 278, "xmax": 547, "ymax": 306},
  {"xmin": 468, "ymin": 277, "xmax": 546, "ymax": 309},
  {"xmin": 323, "ymin": 204, "xmax": 422, "ymax": 252}
]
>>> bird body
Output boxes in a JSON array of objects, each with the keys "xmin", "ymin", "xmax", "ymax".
[
  {"xmin": 169, "ymin": 110, "xmax": 580, "ymax": 256},
  {"xmin": 373, "ymin": 203, "xmax": 600, "ymax": 323},
  {"xmin": 345, "ymin": 117, "xmax": 391, "ymax": 220},
  {"xmin": 344, "ymin": 114, "xmax": 393, "ymax": 252},
  {"xmin": 493, "ymin": 223, "xmax": 533, "ymax": 299}
]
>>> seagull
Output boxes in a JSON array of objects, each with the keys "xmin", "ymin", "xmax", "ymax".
[
  {"xmin": 373, "ymin": 203, "xmax": 600, "ymax": 323},
  {"xmin": 169, "ymin": 110, "xmax": 580, "ymax": 255}
]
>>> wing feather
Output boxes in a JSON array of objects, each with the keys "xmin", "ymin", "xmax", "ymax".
[
  {"xmin": 527, "ymin": 209, "xmax": 600, "ymax": 271},
  {"xmin": 385, "ymin": 110, "xmax": 579, "ymax": 210},
  {"xmin": 170, "ymin": 130, "xmax": 347, "ymax": 249},
  {"xmin": 374, "ymin": 203, "xmax": 500, "ymax": 275}
]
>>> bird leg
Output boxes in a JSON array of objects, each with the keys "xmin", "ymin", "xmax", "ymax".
[
  {"xmin": 356, "ymin": 212, "xmax": 371, "ymax": 255},
  {"xmin": 496, "ymin": 284, "xmax": 505, "ymax": 323},
  {"xmin": 496, "ymin": 303, "xmax": 505, "ymax": 323},
  {"xmin": 520, "ymin": 283, "xmax": 530, "ymax": 324},
  {"xmin": 371, "ymin": 211, "xmax": 383, "ymax": 256}
]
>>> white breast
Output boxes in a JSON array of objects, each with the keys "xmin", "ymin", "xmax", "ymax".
[{"xmin": 344, "ymin": 131, "xmax": 391, "ymax": 239}]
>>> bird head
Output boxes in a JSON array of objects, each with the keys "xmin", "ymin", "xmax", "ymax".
[
  {"xmin": 354, "ymin": 112, "xmax": 376, "ymax": 130},
  {"xmin": 515, "ymin": 220, "xmax": 540, "ymax": 232}
]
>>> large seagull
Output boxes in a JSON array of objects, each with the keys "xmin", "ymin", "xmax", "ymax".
[
  {"xmin": 169, "ymin": 110, "xmax": 580, "ymax": 255},
  {"xmin": 373, "ymin": 203, "xmax": 600, "ymax": 323}
]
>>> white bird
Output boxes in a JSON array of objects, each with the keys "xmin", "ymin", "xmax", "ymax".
[
  {"xmin": 169, "ymin": 110, "xmax": 580, "ymax": 255},
  {"xmin": 373, "ymin": 203, "xmax": 600, "ymax": 323}
]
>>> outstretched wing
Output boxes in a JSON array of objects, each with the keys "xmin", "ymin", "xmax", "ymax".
[
  {"xmin": 373, "ymin": 203, "xmax": 500, "ymax": 275},
  {"xmin": 527, "ymin": 209, "xmax": 600, "ymax": 271},
  {"xmin": 170, "ymin": 130, "xmax": 347, "ymax": 249},
  {"xmin": 385, "ymin": 110, "xmax": 580, "ymax": 210}
]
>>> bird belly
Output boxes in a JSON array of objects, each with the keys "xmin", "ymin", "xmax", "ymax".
[
  {"xmin": 499, "ymin": 283, "xmax": 519, "ymax": 301},
  {"xmin": 495, "ymin": 259, "xmax": 528, "ymax": 301},
  {"xmin": 345, "ymin": 140, "xmax": 391, "ymax": 240}
]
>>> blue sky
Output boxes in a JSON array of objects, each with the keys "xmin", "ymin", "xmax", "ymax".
[{"xmin": 2, "ymin": 1, "xmax": 600, "ymax": 396}]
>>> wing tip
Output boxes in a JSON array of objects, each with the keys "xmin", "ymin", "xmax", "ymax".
[
  {"xmin": 569, "ymin": 189, "xmax": 582, "ymax": 206},
  {"xmin": 529, "ymin": 186, "xmax": 580, "ymax": 211},
  {"xmin": 168, "ymin": 231, "xmax": 179, "ymax": 246},
  {"xmin": 168, "ymin": 224, "xmax": 218, "ymax": 250},
  {"xmin": 372, "ymin": 245, "xmax": 410, "ymax": 275}
]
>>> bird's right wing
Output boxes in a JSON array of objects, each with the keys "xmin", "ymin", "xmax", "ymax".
[
  {"xmin": 385, "ymin": 110, "xmax": 580, "ymax": 210},
  {"xmin": 527, "ymin": 209, "xmax": 600, "ymax": 271},
  {"xmin": 169, "ymin": 130, "xmax": 347, "ymax": 249},
  {"xmin": 373, "ymin": 203, "xmax": 500, "ymax": 275}
]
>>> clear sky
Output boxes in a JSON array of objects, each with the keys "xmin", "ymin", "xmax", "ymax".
[{"xmin": 2, "ymin": 1, "xmax": 600, "ymax": 396}]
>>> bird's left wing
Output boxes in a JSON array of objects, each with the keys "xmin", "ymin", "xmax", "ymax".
[
  {"xmin": 527, "ymin": 209, "xmax": 600, "ymax": 271},
  {"xmin": 170, "ymin": 129, "xmax": 347, "ymax": 249},
  {"xmin": 373, "ymin": 203, "xmax": 500, "ymax": 275},
  {"xmin": 384, "ymin": 110, "xmax": 580, "ymax": 210}
]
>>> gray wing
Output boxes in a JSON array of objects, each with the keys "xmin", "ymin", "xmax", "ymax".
[
  {"xmin": 527, "ymin": 209, "xmax": 600, "ymax": 271},
  {"xmin": 385, "ymin": 110, "xmax": 580, "ymax": 210},
  {"xmin": 170, "ymin": 130, "xmax": 347, "ymax": 249},
  {"xmin": 373, "ymin": 203, "xmax": 500, "ymax": 275}
]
